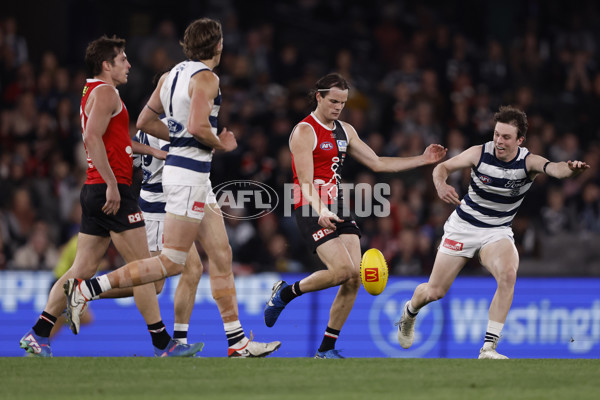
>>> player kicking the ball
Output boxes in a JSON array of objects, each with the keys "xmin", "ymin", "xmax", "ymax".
[
  {"xmin": 264, "ymin": 73, "xmax": 446, "ymax": 358},
  {"xmin": 397, "ymin": 106, "xmax": 589, "ymax": 359}
]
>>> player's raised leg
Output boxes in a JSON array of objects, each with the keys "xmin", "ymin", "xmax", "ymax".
[{"xmin": 398, "ymin": 251, "xmax": 466, "ymax": 349}]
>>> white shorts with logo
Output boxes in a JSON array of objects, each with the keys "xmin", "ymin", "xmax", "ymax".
[
  {"xmin": 144, "ymin": 219, "xmax": 164, "ymax": 252},
  {"xmin": 438, "ymin": 212, "xmax": 514, "ymax": 258},
  {"xmin": 163, "ymin": 184, "xmax": 217, "ymax": 222}
]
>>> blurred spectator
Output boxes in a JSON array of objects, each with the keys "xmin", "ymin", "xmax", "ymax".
[
  {"xmin": 11, "ymin": 220, "xmax": 59, "ymax": 270},
  {"xmin": 2, "ymin": 16, "xmax": 28, "ymax": 67},
  {"xmin": 539, "ymin": 186, "xmax": 574, "ymax": 236},
  {"xmin": 577, "ymin": 182, "xmax": 600, "ymax": 234}
]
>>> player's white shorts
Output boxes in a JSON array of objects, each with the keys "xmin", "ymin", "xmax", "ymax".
[
  {"xmin": 438, "ymin": 212, "xmax": 514, "ymax": 258},
  {"xmin": 144, "ymin": 219, "xmax": 164, "ymax": 252},
  {"xmin": 163, "ymin": 184, "xmax": 217, "ymax": 221}
]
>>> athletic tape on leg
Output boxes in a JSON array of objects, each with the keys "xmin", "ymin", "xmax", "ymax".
[
  {"xmin": 162, "ymin": 247, "xmax": 188, "ymax": 265},
  {"xmin": 210, "ymin": 272, "xmax": 239, "ymax": 322}
]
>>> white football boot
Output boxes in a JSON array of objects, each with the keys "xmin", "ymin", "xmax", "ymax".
[
  {"xmin": 63, "ymin": 278, "xmax": 89, "ymax": 335},
  {"xmin": 478, "ymin": 339, "xmax": 509, "ymax": 359},
  {"xmin": 396, "ymin": 301, "xmax": 416, "ymax": 349},
  {"xmin": 228, "ymin": 338, "xmax": 281, "ymax": 358}
]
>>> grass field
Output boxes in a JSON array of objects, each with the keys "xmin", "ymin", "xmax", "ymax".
[{"xmin": 0, "ymin": 358, "xmax": 598, "ymax": 400}]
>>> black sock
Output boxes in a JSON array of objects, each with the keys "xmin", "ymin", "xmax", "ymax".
[
  {"xmin": 147, "ymin": 321, "xmax": 171, "ymax": 350},
  {"xmin": 173, "ymin": 330, "xmax": 187, "ymax": 342},
  {"xmin": 281, "ymin": 281, "xmax": 303, "ymax": 304},
  {"xmin": 318, "ymin": 326, "xmax": 340, "ymax": 352},
  {"xmin": 32, "ymin": 312, "xmax": 57, "ymax": 337}
]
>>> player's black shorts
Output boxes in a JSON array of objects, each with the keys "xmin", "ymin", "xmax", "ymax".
[
  {"xmin": 294, "ymin": 204, "xmax": 361, "ymax": 253},
  {"xmin": 80, "ymin": 183, "xmax": 145, "ymax": 237}
]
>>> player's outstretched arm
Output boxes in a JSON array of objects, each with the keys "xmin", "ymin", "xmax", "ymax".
[
  {"xmin": 527, "ymin": 154, "xmax": 590, "ymax": 179},
  {"xmin": 344, "ymin": 122, "xmax": 447, "ymax": 172},
  {"xmin": 433, "ymin": 145, "xmax": 481, "ymax": 205}
]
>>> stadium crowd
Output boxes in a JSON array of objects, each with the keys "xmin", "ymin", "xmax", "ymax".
[{"xmin": 2, "ymin": 1, "xmax": 600, "ymax": 275}]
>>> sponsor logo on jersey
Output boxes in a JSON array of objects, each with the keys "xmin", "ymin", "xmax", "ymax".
[
  {"xmin": 192, "ymin": 202, "xmax": 205, "ymax": 213},
  {"xmin": 364, "ymin": 268, "xmax": 379, "ymax": 282},
  {"xmin": 312, "ymin": 228, "xmax": 334, "ymax": 241},
  {"xmin": 504, "ymin": 178, "xmax": 528, "ymax": 189},
  {"xmin": 127, "ymin": 212, "xmax": 144, "ymax": 224},
  {"xmin": 320, "ymin": 142, "xmax": 334, "ymax": 150},
  {"xmin": 479, "ymin": 175, "xmax": 492, "ymax": 184},
  {"xmin": 336, "ymin": 140, "xmax": 347, "ymax": 152},
  {"xmin": 167, "ymin": 118, "xmax": 184, "ymax": 135},
  {"xmin": 443, "ymin": 238, "xmax": 464, "ymax": 251}
]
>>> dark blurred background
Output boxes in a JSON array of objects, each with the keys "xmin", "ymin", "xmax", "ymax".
[{"xmin": 2, "ymin": 0, "xmax": 600, "ymax": 276}]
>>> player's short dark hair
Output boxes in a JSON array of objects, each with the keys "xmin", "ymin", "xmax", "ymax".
[
  {"xmin": 309, "ymin": 73, "xmax": 350, "ymax": 108},
  {"xmin": 85, "ymin": 35, "xmax": 126, "ymax": 77},
  {"xmin": 181, "ymin": 18, "xmax": 223, "ymax": 61},
  {"xmin": 494, "ymin": 105, "xmax": 528, "ymax": 139}
]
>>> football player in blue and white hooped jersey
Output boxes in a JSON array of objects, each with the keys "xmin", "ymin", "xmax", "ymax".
[
  {"xmin": 397, "ymin": 106, "xmax": 590, "ymax": 359},
  {"xmin": 72, "ymin": 18, "xmax": 280, "ymax": 357}
]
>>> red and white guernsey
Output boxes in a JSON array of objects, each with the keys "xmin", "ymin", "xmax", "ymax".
[
  {"xmin": 80, "ymin": 79, "xmax": 133, "ymax": 185},
  {"xmin": 291, "ymin": 112, "xmax": 349, "ymax": 209}
]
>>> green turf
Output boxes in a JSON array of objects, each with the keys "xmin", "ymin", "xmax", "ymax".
[{"xmin": 0, "ymin": 358, "xmax": 598, "ymax": 400}]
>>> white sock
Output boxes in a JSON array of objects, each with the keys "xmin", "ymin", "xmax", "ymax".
[
  {"xmin": 483, "ymin": 320, "xmax": 504, "ymax": 349},
  {"xmin": 407, "ymin": 300, "xmax": 420, "ymax": 315},
  {"xmin": 225, "ymin": 320, "xmax": 247, "ymax": 348},
  {"xmin": 97, "ymin": 275, "xmax": 112, "ymax": 293}
]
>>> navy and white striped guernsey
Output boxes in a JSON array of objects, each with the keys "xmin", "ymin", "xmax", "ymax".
[
  {"xmin": 159, "ymin": 60, "xmax": 220, "ymax": 186},
  {"xmin": 132, "ymin": 128, "xmax": 169, "ymax": 221},
  {"xmin": 455, "ymin": 141, "xmax": 533, "ymax": 228}
]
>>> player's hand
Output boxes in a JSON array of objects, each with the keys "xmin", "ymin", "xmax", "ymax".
[
  {"xmin": 318, "ymin": 208, "xmax": 343, "ymax": 230},
  {"xmin": 103, "ymin": 184, "xmax": 121, "ymax": 215},
  {"xmin": 436, "ymin": 183, "xmax": 461, "ymax": 205},
  {"xmin": 218, "ymin": 128, "xmax": 238, "ymax": 152},
  {"xmin": 422, "ymin": 144, "xmax": 447, "ymax": 164},
  {"xmin": 152, "ymin": 148, "xmax": 168, "ymax": 160},
  {"xmin": 567, "ymin": 160, "xmax": 590, "ymax": 175}
]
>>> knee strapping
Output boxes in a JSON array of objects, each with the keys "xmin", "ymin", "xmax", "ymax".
[{"xmin": 161, "ymin": 247, "xmax": 188, "ymax": 265}]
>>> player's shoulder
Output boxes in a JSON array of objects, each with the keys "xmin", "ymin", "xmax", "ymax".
[{"xmin": 337, "ymin": 120, "xmax": 357, "ymax": 135}]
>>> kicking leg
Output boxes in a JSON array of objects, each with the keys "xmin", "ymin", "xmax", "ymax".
[{"xmin": 398, "ymin": 251, "xmax": 467, "ymax": 349}]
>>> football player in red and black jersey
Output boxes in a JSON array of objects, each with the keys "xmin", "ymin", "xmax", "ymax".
[
  {"xmin": 264, "ymin": 73, "xmax": 447, "ymax": 358},
  {"xmin": 20, "ymin": 35, "xmax": 202, "ymax": 357}
]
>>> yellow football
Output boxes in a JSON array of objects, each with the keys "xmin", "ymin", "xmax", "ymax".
[{"xmin": 360, "ymin": 248, "xmax": 388, "ymax": 296}]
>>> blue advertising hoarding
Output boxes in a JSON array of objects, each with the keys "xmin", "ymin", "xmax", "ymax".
[{"xmin": 1, "ymin": 271, "xmax": 599, "ymax": 358}]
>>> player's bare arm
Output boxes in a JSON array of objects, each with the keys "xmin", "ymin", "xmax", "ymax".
[
  {"xmin": 84, "ymin": 85, "xmax": 121, "ymax": 215},
  {"xmin": 131, "ymin": 141, "xmax": 168, "ymax": 160},
  {"xmin": 343, "ymin": 122, "xmax": 447, "ymax": 172},
  {"xmin": 290, "ymin": 124, "xmax": 341, "ymax": 229},
  {"xmin": 526, "ymin": 153, "xmax": 590, "ymax": 179},
  {"xmin": 433, "ymin": 145, "xmax": 481, "ymax": 205},
  {"xmin": 137, "ymin": 73, "xmax": 170, "ymax": 141},
  {"xmin": 188, "ymin": 71, "xmax": 236, "ymax": 152}
]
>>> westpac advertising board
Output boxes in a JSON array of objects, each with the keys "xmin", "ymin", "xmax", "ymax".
[{"xmin": 1, "ymin": 271, "xmax": 599, "ymax": 358}]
